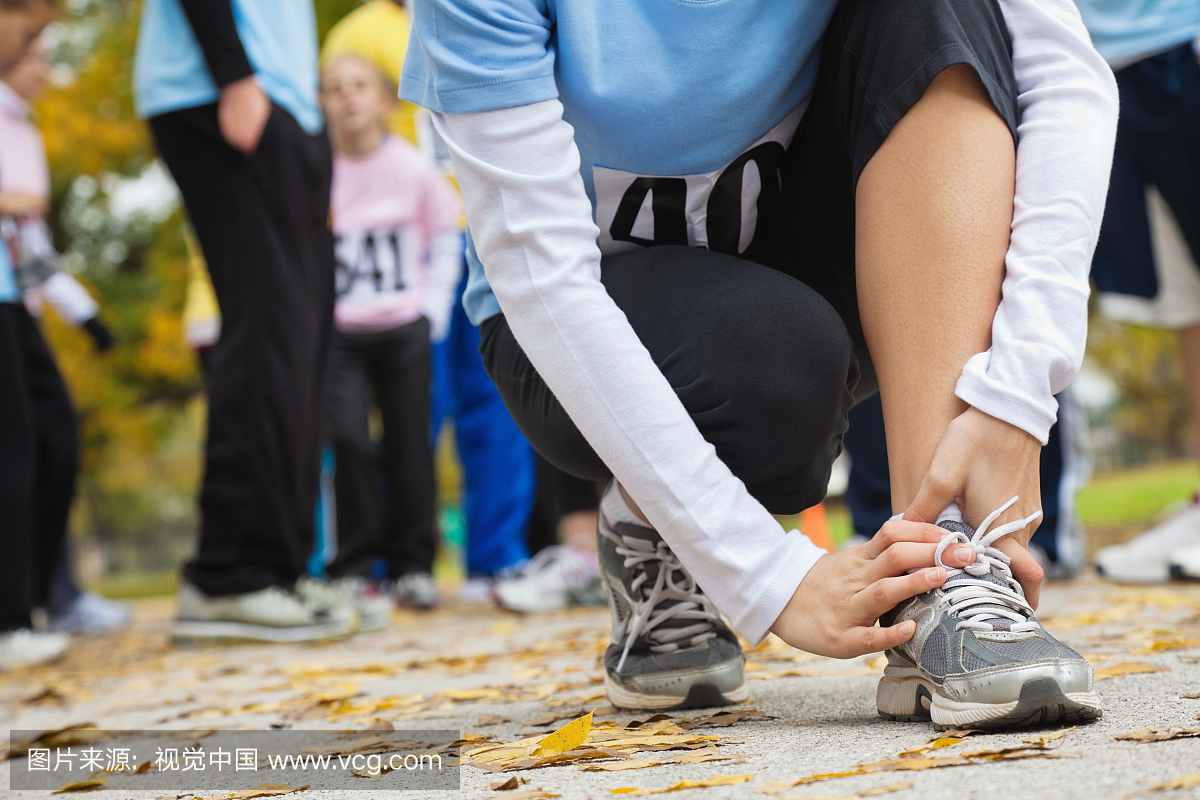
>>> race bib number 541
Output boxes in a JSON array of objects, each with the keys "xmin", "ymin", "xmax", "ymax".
[
  {"xmin": 334, "ymin": 227, "xmax": 418, "ymax": 301},
  {"xmin": 593, "ymin": 103, "xmax": 804, "ymax": 257}
]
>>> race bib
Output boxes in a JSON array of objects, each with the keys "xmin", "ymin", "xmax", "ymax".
[
  {"xmin": 594, "ymin": 102, "xmax": 804, "ymax": 257},
  {"xmin": 334, "ymin": 227, "xmax": 420, "ymax": 302}
]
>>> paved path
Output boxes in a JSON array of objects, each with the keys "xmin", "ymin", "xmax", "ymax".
[{"xmin": 3, "ymin": 575, "xmax": 1199, "ymax": 799}]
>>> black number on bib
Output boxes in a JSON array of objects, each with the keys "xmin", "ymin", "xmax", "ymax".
[
  {"xmin": 389, "ymin": 231, "xmax": 405, "ymax": 290},
  {"xmin": 706, "ymin": 141, "xmax": 785, "ymax": 256},
  {"xmin": 609, "ymin": 176, "xmax": 688, "ymax": 247},
  {"xmin": 361, "ymin": 234, "xmax": 385, "ymax": 292}
]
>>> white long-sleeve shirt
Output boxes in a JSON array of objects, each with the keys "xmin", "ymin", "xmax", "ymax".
[{"xmin": 432, "ymin": 0, "xmax": 1117, "ymax": 644}]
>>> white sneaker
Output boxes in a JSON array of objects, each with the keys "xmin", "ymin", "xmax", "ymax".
[
  {"xmin": 48, "ymin": 592, "xmax": 131, "ymax": 634},
  {"xmin": 1095, "ymin": 501, "xmax": 1200, "ymax": 584},
  {"xmin": 0, "ymin": 629, "xmax": 69, "ymax": 671},
  {"xmin": 171, "ymin": 581, "xmax": 356, "ymax": 642},
  {"xmin": 494, "ymin": 545, "xmax": 605, "ymax": 613},
  {"xmin": 389, "ymin": 572, "xmax": 438, "ymax": 609},
  {"xmin": 296, "ymin": 576, "xmax": 392, "ymax": 631}
]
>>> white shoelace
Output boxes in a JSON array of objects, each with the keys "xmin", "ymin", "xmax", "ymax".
[
  {"xmin": 933, "ymin": 496, "xmax": 1043, "ymax": 633},
  {"xmin": 605, "ymin": 529, "xmax": 718, "ymax": 672}
]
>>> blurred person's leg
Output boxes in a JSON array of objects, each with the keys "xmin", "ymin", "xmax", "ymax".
[
  {"xmin": 0, "ymin": 304, "xmax": 68, "ymax": 667},
  {"xmin": 526, "ymin": 455, "xmax": 561, "ymax": 558},
  {"xmin": 498, "ymin": 456, "xmax": 601, "ymax": 613},
  {"xmin": 449, "ymin": 292, "xmax": 534, "ymax": 578},
  {"xmin": 150, "ymin": 104, "xmax": 335, "ymax": 597},
  {"xmin": 46, "ymin": 544, "xmax": 81, "ymax": 619},
  {"xmin": 46, "ymin": 541, "xmax": 131, "ymax": 634},
  {"xmin": 326, "ymin": 333, "xmax": 381, "ymax": 580},
  {"xmin": 552, "ymin": 470, "xmax": 600, "ymax": 552},
  {"xmin": 1091, "ymin": 45, "xmax": 1200, "ymax": 582},
  {"xmin": 529, "ymin": 456, "xmax": 600, "ymax": 556},
  {"xmin": 23, "ymin": 311, "xmax": 76, "ymax": 609},
  {"xmin": 374, "ymin": 319, "xmax": 438, "ymax": 582},
  {"xmin": 0, "ymin": 304, "xmax": 37, "ymax": 632},
  {"xmin": 842, "ymin": 393, "xmax": 892, "ymax": 542},
  {"xmin": 150, "ymin": 105, "xmax": 351, "ymax": 641}
]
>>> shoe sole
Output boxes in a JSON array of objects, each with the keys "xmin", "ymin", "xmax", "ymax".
[
  {"xmin": 171, "ymin": 618, "xmax": 354, "ymax": 643},
  {"xmin": 604, "ymin": 672, "xmax": 750, "ymax": 711},
  {"xmin": 877, "ymin": 669, "xmax": 1102, "ymax": 729}
]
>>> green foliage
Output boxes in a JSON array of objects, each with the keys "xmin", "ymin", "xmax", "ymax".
[
  {"xmin": 1076, "ymin": 460, "xmax": 1200, "ymax": 530},
  {"xmin": 1087, "ymin": 315, "xmax": 1193, "ymax": 466},
  {"xmin": 316, "ymin": 0, "xmax": 365, "ymax": 41}
]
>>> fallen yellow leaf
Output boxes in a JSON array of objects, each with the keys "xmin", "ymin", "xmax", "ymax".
[
  {"xmin": 1093, "ymin": 662, "xmax": 1170, "ymax": 680},
  {"xmin": 535, "ymin": 711, "xmax": 593, "ymax": 757},
  {"xmin": 1147, "ymin": 773, "xmax": 1200, "ymax": 792},
  {"xmin": 52, "ymin": 778, "xmax": 110, "ymax": 794},
  {"xmin": 759, "ymin": 742, "xmax": 1066, "ymax": 793},
  {"xmin": 611, "ymin": 774, "xmax": 753, "ymax": 795},
  {"xmin": 206, "ymin": 784, "xmax": 309, "ymax": 800},
  {"xmin": 584, "ymin": 758, "xmax": 666, "ymax": 771},
  {"xmin": 1021, "ymin": 727, "xmax": 1074, "ymax": 746},
  {"xmin": 1114, "ymin": 728, "xmax": 1200, "ymax": 743},
  {"xmin": 440, "ymin": 688, "xmax": 505, "ymax": 702}
]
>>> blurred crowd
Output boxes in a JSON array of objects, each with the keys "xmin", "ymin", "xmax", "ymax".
[{"xmin": 3, "ymin": 0, "xmax": 1200, "ymax": 671}]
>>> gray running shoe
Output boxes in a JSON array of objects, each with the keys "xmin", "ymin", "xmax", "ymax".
[
  {"xmin": 598, "ymin": 508, "xmax": 747, "ymax": 710},
  {"xmin": 877, "ymin": 498, "xmax": 1102, "ymax": 730},
  {"xmin": 296, "ymin": 576, "xmax": 392, "ymax": 632},
  {"xmin": 389, "ymin": 571, "xmax": 438, "ymax": 610},
  {"xmin": 172, "ymin": 581, "xmax": 356, "ymax": 643}
]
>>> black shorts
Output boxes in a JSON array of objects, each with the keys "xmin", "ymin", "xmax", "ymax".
[{"xmin": 480, "ymin": 0, "xmax": 1019, "ymax": 515}]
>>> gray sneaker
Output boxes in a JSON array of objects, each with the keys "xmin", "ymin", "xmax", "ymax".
[
  {"xmin": 389, "ymin": 571, "xmax": 438, "ymax": 610},
  {"xmin": 877, "ymin": 499, "xmax": 1102, "ymax": 729},
  {"xmin": 296, "ymin": 576, "xmax": 392, "ymax": 632},
  {"xmin": 172, "ymin": 581, "xmax": 356, "ymax": 643},
  {"xmin": 598, "ymin": 508, "xmax": 747, "ymax": 710}
]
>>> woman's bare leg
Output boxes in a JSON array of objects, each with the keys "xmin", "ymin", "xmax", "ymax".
[{"xmin": 855, "ymin": 64, "xmax": 1045, "ymax": 605}]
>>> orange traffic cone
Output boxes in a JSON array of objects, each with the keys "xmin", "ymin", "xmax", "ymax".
[{"xmin": 799, "ymin": 502, "xmax": 836, "ymax": 553}]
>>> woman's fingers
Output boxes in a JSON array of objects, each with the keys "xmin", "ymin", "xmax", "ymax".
[
  {"xmin": 863, "ymin": 519, "xmax": 951, "ymax": 559},
  {"xmin": 869, "ymin": 541, "xmax": 973, "ymax": 582},
  {"xmin": 844, "ymin": 619, "xmax": 918, "ymax": 657},
  {"xmin": 854, "ymin": 568, "xmax": 946, "ymax": 619}
]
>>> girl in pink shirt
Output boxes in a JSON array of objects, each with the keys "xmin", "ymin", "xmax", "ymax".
[{"xmin": 321, "ymin": 53, "xmax": 461, "ymax": 605}]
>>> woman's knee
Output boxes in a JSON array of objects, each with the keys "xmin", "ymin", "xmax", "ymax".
[{"xmin": 689, "ymin": 273, "xmax": 857, "ymax": 499}]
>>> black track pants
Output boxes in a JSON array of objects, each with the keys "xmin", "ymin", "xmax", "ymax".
[
  {"xmin": 325, "ymin": 319, "xmax": 436, "ymax": 580},
  {"xmin": 0, "ymin": 304, "xmax": 77, "ymax": 630},
  {"xmin": 150, "ymin": 104, "xmax": 335, "ymax": 596}
]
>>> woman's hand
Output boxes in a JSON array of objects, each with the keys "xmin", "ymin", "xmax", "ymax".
[
  {"xmin": 903, "ymin": 406, "xmax": 1045, "ymax": 607},
  {"xmin": 218, "ymin": 76, "xmax": 270, "ymax": 155},
  {"xmin": 770, "ymin": 519, "xmax": 975, "ymax": 658}
]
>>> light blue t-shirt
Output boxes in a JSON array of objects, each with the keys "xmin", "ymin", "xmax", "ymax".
[
  {"xmin": 133, "ymin": 0, "xmax": 322, "ymax": 134},
  {"xmin": 1077, "ymin": 0, "xmax": 1200, "ymax": 68},
  {"xmin": 400, "ymin": 0, "xmax": 837, "ymax": 324},
  {"xmin": 0, "ymin": 242, "xmax": 16, "ymax": 303}
]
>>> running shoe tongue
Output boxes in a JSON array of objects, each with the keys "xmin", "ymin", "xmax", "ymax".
[
  {"xmin": 612, "ymin": 521, "xmax": 714, "ymax": 646},
  {"xmin": 937, "ymin": 519, "xmax": 1018, "ymax": 629}
]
